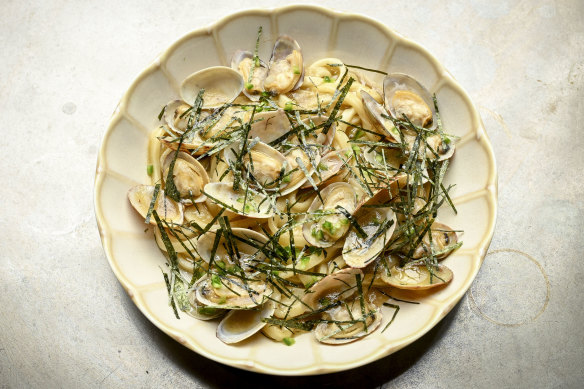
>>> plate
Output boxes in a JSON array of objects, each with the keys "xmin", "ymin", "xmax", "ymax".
[{"xmin": 94, "ymin": 5, "xmax": 497, "ymax": 375}]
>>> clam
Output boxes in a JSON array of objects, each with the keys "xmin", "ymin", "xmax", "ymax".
[
  {"xmin": 160, "ymin": 149, "xmax": 209, "ymax": 203},
  {"xmin": 216, "ymin": 300, "xmax": 275, "ymax": 344},
  {"xmin": 195, "ymin": 273, "xmax": 271, "ymax": 309},
  {"xmin": 264, "ymin": 36, "xmax": 304, "ymax": 95},
  {"xmin": 231, "ymin": 50, "xmax": 269, "ymax": 101},
  {"xmin": 302, "ymin": 115, "xmax": 336, "ymax": 150},
  {"xmin": 204, "ymin": 182, "xmax": 275, "ymax": 218},
  {"xmin": 383, "ymin": 73, "xmax": 436, "ymax": 129},
  {"xmin": 127, "ymin": 185, "xmax": 184, "ymax": 225},
  {"xmin": 163, "ymin": 100, "xmax": 192, "ymax": 136},
  {"xmin": 180, "ymin": 66, "xmax": 244, "ymax": 109},
  {"xmin": 300, "ymin": 151, "xmax": 345, "ymax": 189},
  {"xmin": 302, "ymin": 182, "xmax": 356, "ymax": 248},
  {"xmin": 187, "ymin": 290, "xmax": 225, "ymax": 320},
  {"xmin": 426, "ymin": 134, "xmax": 455, "ymax": 161},
  {"xmin": 413, "ymin": 222, "xmax": 458, "ymax": 259},
  {"xmin": 196, "ymin": 228, "xmax": 269, "ymax": 269},
  {"xmin": 301, "ymin": 268, "xmax": 362, "ymax": 310},
  {"xmin": 380, "ymin": 261, "xmax": 453, "ymax": 290},
  {"xmin": 224, "ymin": 140, "xmax": 288, "ymax": 191},
  {"xmin": 248, "ymin": 109, "xmax": 291, "ymax": 144},
  {"xmin": 279, "ymin": 148, "xmax": 319, "ymax": 196},
  {"xmin": 314, "ymin": 298, "xmax": 382, "ymax": 344},
  {"xmin": 343, "ymin": 207, "xmax": 397, "ymax": 268},
  {"xmin": 360, "ymin": 90, "xmax": 402, "ymax": 142}
]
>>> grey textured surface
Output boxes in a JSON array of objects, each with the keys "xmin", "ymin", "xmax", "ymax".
[{"xmin": 1, "ymin": 0, "xmax": 583, "ymax": 388}]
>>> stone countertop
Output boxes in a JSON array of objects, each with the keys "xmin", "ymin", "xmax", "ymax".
[{"xmin": 1, "ymin": 1, "xmax": 582, "ymax": 388}]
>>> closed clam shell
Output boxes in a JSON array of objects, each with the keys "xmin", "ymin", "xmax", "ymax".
[
  {"xmin": 380, "ymin": 261, "xmax": 453, "ymax": 290},
  {"xmin": 216, "ymin": 300, "xmax": 275, "ymax": 344},
  {"xmin": 180, "ymin": 66, "xmax": 244, "ymax": 109},
  {"xmin": 383, "ymin": 73, "xmax": 436, "ymax": 129},
  {"xmin": 127, "ymin": 184, "xmax": 184, "ymax": 225}
]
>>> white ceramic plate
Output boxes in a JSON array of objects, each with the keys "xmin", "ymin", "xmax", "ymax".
[{"xmin": 94, "ymin": 5, "xmax": 497, "ymax": 375}]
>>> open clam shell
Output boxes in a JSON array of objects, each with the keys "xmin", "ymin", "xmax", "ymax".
[
  {"xmin": 163, "ymin": 100, "xmax": 192, "ymax": 136},
  {"xmin": 300, "ymin": 151, "xmax": 345, "ymax": 189},
  {"xmin": 196, "ymin": 228, "xmax": 269, "ymax": 268},
  {"xmin": 343, "ymin": 206, "xmax": 397, "ymax": 268},
  {"xmin": 314, "ymin": 298, "xmax": 382, "ymax": 344},
  {"xmin": 195, "ymin": 274, "xmax": 271, "ymax": 309},
  {"xmin": 413, "ymin": 222, "xmax": 458, "ymax": 259},
  {"xmin": 301, "ymin": 268, "xmax": 363, "ymax": 310},
  {"xmin": 380, "ymin": 261, "xmax": 453, "ymax": 290},
  {"xmin": 302, "ymin": 182, "xmax": 356, "ymax": 248},
  {"xmin": 279, "ymin": 148, "xmax": 319, "ymax": 196},
  {"xmin": 160, "ymin": 149, "xmax": 209, "ymax": 203},
  {"xmin": 127, "ymin": 185, "xmax": 184, "ymax": 225},
  {"xmin": 360, "ymin": 90, "xmax": 402, "ymax": 142},
  {"xmin": 216, "ymin": 300, "xmax": 275, "ymax": 344},
  {"xmin": 186, "ymin": 290, "xmax": 225, "ymax": 320},
  {"xmin": 203, "ymin": 182, "xmax": 276, "ymax": 218},
  {"xmin": 223, "ymin": 140, "xmax": 289, "ymax": 191},
  {"xmin": 248, "ymin": 109, "xmax": 291, "ymax": 144},
  {"xmin": 383, "ymin": 73, "xmax": 436, "ymax": 129},
  {"xmin": 231, "ymin": 50, "xmax": 269, "ymax": 101},
  {"xmin": 180, "ymin": 66, "xmax": 244, "ymax": 109},
  {"xmin": 264, "ymin": 36, "xmax": 304, "ymax": 94}
]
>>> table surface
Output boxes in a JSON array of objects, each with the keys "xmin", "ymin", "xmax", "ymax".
[{"xmin": 1, "ymin": 1, "xmax": 583, "ymax": 388}]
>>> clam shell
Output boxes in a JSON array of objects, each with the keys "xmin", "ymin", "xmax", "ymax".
[
  {"xmin": 180, "ymin": 66, "xmax": 244, "ymax": 109},
  {"xmin": 195, "ymin": 274, "xmax": 271, "ymax": 309},
  {"xmin": 302, "ymin": 182, "xmax": 356, "ymax": 248},
  {"xmin": 216, "ymin": 301, "xmax": 275, "ymax": 344},
  {"xmin": 413, "ymin": 222, "xmax": 458, "ymax": 259},
  {"xmin": 313, "ymin": 299, "xmax": 382, "ymax": 344},
  {"xmin": 223, "ymin": 140, "xmax": 288, "ymax": 191},
  {"xmin": 383, "ymin": 73, "xmax": 436, "ymax": 129},
  {"xmin": 203, "ymin": 182, "xmax": 276, "ymax": 219},
  {"xmin": 264, "ymin": 36, "xmax": 304, "ymax": 94},
  {"xmin": 127, "ymin": 185, "xmax": 184, "ymax": 225},
  {"xmin": 380, "ymin": 261, "xmax": 453, "ymax": 290},
  {"xmin": 302, "ymin": 268, "xmax": 362, "ymax": 310},
  {"xmin": 196, "ymin": 228, "xmax": 268, "ymax": 267},
  {"xmin": 343, "ymin": 207, "xmax": 397, "ymax": 268},
  {"xmin": 231, "ymin": 50, "xmax": 268, "ymax": 101},
  {"xmin": 160, "ymin": 149, "xmax": 209, "ymax": 203},
  {"xmin": 360, "ymin": 90, "xmax": 402, "ymax": 142},
  {"xmin": 248, "ymin": 109, "xmax": 291, "ymax": 144}
]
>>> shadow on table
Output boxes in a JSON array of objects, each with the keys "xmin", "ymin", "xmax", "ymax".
[{"xmin": 125, "ymin": 287, "xmax": 462, "ymax": 389}]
